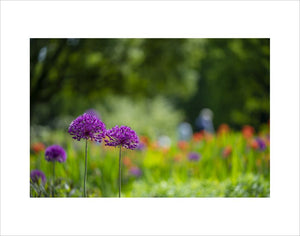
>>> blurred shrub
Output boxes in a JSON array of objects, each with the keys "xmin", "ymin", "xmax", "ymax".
[{"xmin": 96, "ymin": 95, "xmax": 184, "ymax": 140}]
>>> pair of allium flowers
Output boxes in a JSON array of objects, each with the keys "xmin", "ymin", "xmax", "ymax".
[{"xmin": 68, "ymin": 112, "xmax": 139, "ymax": 197}]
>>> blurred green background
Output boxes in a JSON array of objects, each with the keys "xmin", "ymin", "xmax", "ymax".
[
  {"xmin": 30, "ymin": 38, "xmax": 269, "ymax": 136},
  {"xmin": 30, "ymin": 38, "xmax": 270, "ymax": 197}
]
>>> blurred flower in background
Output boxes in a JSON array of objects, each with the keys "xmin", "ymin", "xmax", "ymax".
[
  {"xmin": 31, "ymin": 142, "xmax": 45, "ymax": 154},
  {"xmin": 136, "ymin": 142, "xmax": 146, "ymax": 151},
  {"xmin": 218, "ymin": 123, "xmax": 230, "ymax": 135},
  {"xmin": 192, "ymin": 132, "xmax": 204, "ymax": 142},
  {"xmin": 178, "ymin": 140, "xmax": 189, "ymax": 151},
  {"xmin": 188, "ymin": 152, "xmax": 201, "ymax": 161},
  {"xmin": 242, "ymin": 125, "xmax": 255, "ymax": 139},
  {"xmin": 30, "ymin": 170, "xmax": 46, "ymax": 184},
  {"xmin": 45, "ymin": 145, "xmax": 67, "ymax": 163},
  {"xmin": 129, "ymin": 166, "xmax": 142, "ymax": 177},
  {"xmin": 123, "ymin": 156, "xmax": 132, "ymax": 168},
  {"xmin": 256, "ymin": 138, "xmax": 266, "ymax": 151},
  {"xmin": 222, "ymin": 146, "xmax": 232, "ymax": 158}
]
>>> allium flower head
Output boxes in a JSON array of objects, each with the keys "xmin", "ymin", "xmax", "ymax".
[
  {"xmin": 188, "ymin": 152, "xmax": 201, "ymax": 161},
  {"xmin": 30, "ymin": 170, "xmax": 46, "ymax": 184},
  {"xmin": 105, "ymin": 125, "xmax": 139, "ymax": 150},
  {"xmin": 45, "ymin": 145, "xmax": 67, "ymax": 162},
  {"xmin": 68, "ymin": 113, "xmax": 106, "ymax": 142}
]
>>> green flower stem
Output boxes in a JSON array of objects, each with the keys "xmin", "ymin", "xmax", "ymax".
[
  {"xmin": 52, "ymin": 161, "xmax": 55, "ymax": 197},
  {"xmin": 84, "ymin": 139, "xmax": 88, "ymax": 197},
  {"xmin": 37, "ymin": 152, "xmax": 41, "ymax": 170},
  {"xmin": 119, "ymin": 146, "xmax": 122, "ymax": 198}
]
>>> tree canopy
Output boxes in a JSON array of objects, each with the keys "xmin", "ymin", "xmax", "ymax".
[{"xmin": 30, "ymin": 38, "xmax": 269, "ymax": 130}]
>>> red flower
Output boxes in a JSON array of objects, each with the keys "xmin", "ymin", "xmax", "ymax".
[
  {"xmin": 174, "ymin": 154, "xmax": 183, "ymax": 162},
  {"xmin": 250, "ymin": 139, "xmax": 259, "ymax": 149},
  {"xmin": 193, "ymin": 132, "xmax": 204, "ymax": 142},
  {"xmin": 242, "ymin": 125, "xmax": 255, "ymax": 139},
  {"xmin": 222, "ymin": 146, "xmax": 232, "ymax": 158},
  {"xmin": 122, "ymin": 156, "xmax": 132, "ymax": 168},
  {"xmin": 218, "ymin": 124, "xmax": 230, "ymax": 135},
  {"xmin": 204, "ymin": 131, "xmax": 214, "ymax": 141},
  {"xmin": 177, "ymin": 141, "xmax": 189, "ymax": 151},
  {"xmin": 32, "ymin": 142, "xmax": 45, "ymax": 153}
]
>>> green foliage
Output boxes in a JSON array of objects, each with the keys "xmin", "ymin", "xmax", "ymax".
[
  {"xmin": 30, "ymin": 39, "xmax": 199, "ymax": 126},
  {"xmin": 128, "ymin": 174, "xmax": 270, "ymax": 197},
  {"xmin": 181, "ymin": 38, "xmax": 270, "ymax": 129},
  {"xmin": 31, "ymin": 38, "xmax": 269, "ymax": 131},
  {"xmin": 96, "ymin": 95, "xmax": 183, "ymax": 139}
]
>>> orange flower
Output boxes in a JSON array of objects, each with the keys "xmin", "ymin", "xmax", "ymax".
[
  {"xmin": 177, "ymin": 141, "xmax": 189, "ymax": 151},
  {"xmin": 218, "ymin": 123, "xmax": 230, "ymax": 135},
  {"xmin": 162, "ymin": 147, "xmax": 170, "ymax": 154},
  {"xmin": 140, "ymin": 136, "xmax": 150, "ymax": 146},
  {"xmin": 242, "ymin": 125, "xmax": 255, "ymax": 139},
  {"xmin": 222, "ymin": 146, "xmax": 232, "ymax": 158},
  {"xmin": 192, "ymin": 132, "xmax": 204, "ymax": 142},
  {"xmin": 31, "ymin": 142, "xmax": 45, "ymax": 153},
  {"xmin": 250, "ymin": 139, "xmax": 259, "ymax": 149},
  {"xmin": 204, "ymin": 131, "xmax": 214, "ymax": 141},
  {"xmin": 150, "ymin": 141, "xmax": 159, "ymax": 150},
  {"xmin": 256, "ymin": 159, "xmax": 262, "ymax": 167},
  {"xmin": 174, "ymin": 154, "xmax": 183, "ymax": 162},
  {"xmin": 122, "ymin": 156, "xmax": 132, "ymax": 168}
]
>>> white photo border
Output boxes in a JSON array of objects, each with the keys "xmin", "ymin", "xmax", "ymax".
[{"xmin": 1, "ymin": 1, "xmax": 299, "ymax": 235}]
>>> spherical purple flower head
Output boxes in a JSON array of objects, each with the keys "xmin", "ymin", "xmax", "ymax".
[
  {"xmin": 105, "ymin": 125, "xmax": 139, "ymax": 150},
  {"xmin": 68, "ymin": 113, "xmax": 106, "ymax": 142},
  {"xmin": 188, "ymin": 152, "xmax": 201, "ymax": 161},
  {"xmin": 256, "ymin": 138, "xmax": 266, "ymax": 151},
  {"xmin": 30, "ymin": 170, "xmax": 46, "ymax": 184},
  {"xmin": 45, "ymin": 145, "xmax": 67, "ymax": 162},
  {"xmin": 129, "ymin": 166, "xmax": 142, "ymax": 177}
]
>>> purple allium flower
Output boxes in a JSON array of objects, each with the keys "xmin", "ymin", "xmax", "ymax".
[
  {"xmin": 188, "ymin": 152, "xmax": 201, "ymax": 161},
  {"xmin": 45, "ymin": 145, "xmax": 67, "ymax": 162},
  {"xmin": 129, "ymin": 166, "xmax": 142, "ymax": 177},
  {"xmin": 256, "ymin": 138, "xmax": 266, "ymax": 151},
  {"xmin": 105, "ymin": 125, "xmax": 139, "ymax": 150},
  {"xmin": 30, "ymin": 170, "xmax": 46, "ymax": 184},
  {"xmin": 68, "ymin": 113, "xmax": 106, "ymax": 142}
]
